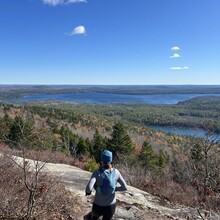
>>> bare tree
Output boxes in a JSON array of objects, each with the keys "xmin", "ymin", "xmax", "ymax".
[
  {"xmin": 0, "ymin": 113, "xmax": 53, "ymax": 218},
  {"xmin": 0, "ymin": 110, "xmax": 83, "ymax": 219},
  {"xmin": 190, "ymin": 132, "xmax": 220, "ymax": 202}
]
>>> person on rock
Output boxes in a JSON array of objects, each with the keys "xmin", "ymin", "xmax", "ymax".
[{"xmin": 85, "ymin": 150, "xmax": 128, "ymax": 220}]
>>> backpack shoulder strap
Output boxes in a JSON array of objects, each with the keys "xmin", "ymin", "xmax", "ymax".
[{"xmin": 99, "ymin": 167, "xmax": 104, "ymax": 173}]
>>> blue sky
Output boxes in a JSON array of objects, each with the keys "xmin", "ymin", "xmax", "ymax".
[{"xmin": 0, "ymin": 0, "xmax": 220, "ymax": 85}]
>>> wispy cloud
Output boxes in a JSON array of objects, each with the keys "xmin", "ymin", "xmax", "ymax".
[
  {"xmin": 170, "ymin": 66, "xmax": 189, "ymax": 70},
  {"xmin": 68, "ymin": 25, "xmax": 86, "ymax": 35},
  {"xmin": 42, "ymin": 0, "xmax": 87, "ymax": 6},
  {"xmin": 170, "ymin": 53, "xmax": 181, "ymax": 59},
  {"xmin": 171, "ymin": 46, "xmax": 180, "ymax": 51}
]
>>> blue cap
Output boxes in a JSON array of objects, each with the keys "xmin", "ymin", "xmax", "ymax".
[{"xmin": 101, "ymin": 150, "xmax": 113, "ymax": 163}]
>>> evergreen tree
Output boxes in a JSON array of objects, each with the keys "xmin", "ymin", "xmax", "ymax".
[
  {"xmin": 108, "ymin": 122, "xmax": 134, "ymax": 158},
  {"xmin": 7, "ymin": 116, "xmax": 35, "ymax": 149},
  {"xmin": 58, "ymin": 126, "xmax": 72, "ymax": 155},
  {"xmin": 76, "ymin": 137, "xmax": 90, "ymax": 157},
  {"xmin": 1, "ymin": 114, "xmax": 52, "ymax": 151},
  {"xmin": 91, "ymin": 129, "xmax": 106, "ymax": 162},
  {"xmin": 157, "ymin": 149, "xmax": 166, "ymax": 168},
  {"xmin": 139, "ymin": 141, "xmax": 158, "ymax": 169}
]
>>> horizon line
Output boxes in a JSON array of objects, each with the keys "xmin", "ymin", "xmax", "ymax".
[{"xmin": 1, "ymin": 84, "xmax": 220, "ymax": 86}]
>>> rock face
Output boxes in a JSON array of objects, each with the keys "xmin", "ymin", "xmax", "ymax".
[
  {"xmin": 8, "ymin": 155, "xmax": 219, "ymax": 220},
  {"xmin": 43, "ymin": 162, "xmax": 216, "ymax": 220}
]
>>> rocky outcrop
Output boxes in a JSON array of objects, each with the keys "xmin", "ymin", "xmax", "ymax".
[
  {"xmin": 44, "ymin": 162, "xmax": 219, "ymax": 220},
  {"xmin": 8, "ymin": 155, "xmax": 219, "ymax": 220}
]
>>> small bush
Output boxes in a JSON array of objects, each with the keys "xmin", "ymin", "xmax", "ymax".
[
  {"xmin": 83, "ymin": 158, "xmax": 99, "ymax": 172},
  {"xmin": 0, "ymin": 155, "xmax": 82, "ymax": 219}
]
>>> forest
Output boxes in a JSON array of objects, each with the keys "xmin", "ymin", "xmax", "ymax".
[
  {"xmin": 0, "ymin": 95, "xmax": 220, "ymax": 218},
  {"xmin": 16, "ymin": 96, "xmax": 220, "ymax": 133},
  {"xmin": 1, "ymin": 84, "xmax": 220, "ymax": 100}
]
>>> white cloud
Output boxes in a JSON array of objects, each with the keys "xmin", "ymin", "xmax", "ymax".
[
  {"xmin": 171, "ymin": 46, "xmax": 180, "ymax": 51},
  {"xmin": 66, "ymin": 0, "xmax": 87, "ymax": 4},
  {"xmin": 170, "ymin": 53, "xmax": 181, "ymax": 59},
  {"xmin": 42, "ymin": 0, "xmax": 87, "ymax": 6},
  {"xmin": 69, "ymin": 25, "xmax": 86, "ymax": 35},
  {"xmin": 170, "ymin": 66, "xmax": 189, "ymax": 70}
]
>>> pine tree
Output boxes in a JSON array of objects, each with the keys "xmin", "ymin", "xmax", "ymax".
[
  {"xmin": 76, "ymin": 137, "xmax": 90, "ymax": 157},
  {"xmin": 7, "ymin": 116, "xmax": 35, "ymax": 149},
  {"xmin": 58, "ymin": 126, "xmax": 72, "ymax": 155},
  {"xmin": 157, "ymin": 149, "xmax": 166, "ymax": 168},
  {"xmin": 108, "ymin": 122, "xmax": 134, "ymax": 158},
  {"xmin": 91, "ymin": 129, "xmax": 106, "ymax": 162},
  {"xmin": 139, "ymin": 141, "xmax": 157, "ymax": 169}
]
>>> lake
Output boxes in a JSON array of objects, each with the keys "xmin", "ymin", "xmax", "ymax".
[
  {"xmin": 10, "ymin": 92, "xmax": 220, "ymax": 139},
  {"xmin": 148, "ymin": 125, "xmax": 206, "ymax": 138},
  {"xmin": 13, "ymin": 92, "xmax": 220, "ymax": 104},
  {"xmin": 148, "ymin": 125, "xmax": 220, "ymax": 139}
]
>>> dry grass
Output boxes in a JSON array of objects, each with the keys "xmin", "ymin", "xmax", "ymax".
[
  {"xmin": 116, "ymin": 159, "xmax": 220, "ymax": 213},
  {"xmin": 0, "ymin": 153, "xmax": 83, "ymax": 219}
]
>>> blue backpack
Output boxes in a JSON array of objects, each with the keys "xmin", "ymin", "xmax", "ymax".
[{"xmin": 96, "ymin": 167, "xmax": 116, "ymax": 196}]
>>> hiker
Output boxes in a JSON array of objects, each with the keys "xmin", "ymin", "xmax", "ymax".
[{"xmin": 85, "ymin": 150, "xmax": 127, "ymax": 220}]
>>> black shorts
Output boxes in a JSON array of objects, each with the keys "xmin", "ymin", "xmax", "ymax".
[{"xmin": 92, "ymin": 203, "xmax": 116, "ymax": 220}]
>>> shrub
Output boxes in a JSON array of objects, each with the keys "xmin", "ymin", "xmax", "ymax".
[
  {"xmin": 83, "ymin": 158, "xmax": 99, "ymax": 172},
  {"xmin": 0, "ymin": 154, "xmax": 82, "ymax": 219}
]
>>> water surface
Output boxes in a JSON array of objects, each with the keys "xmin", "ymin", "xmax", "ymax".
[
  {"xmin": 148, "ymin": 125, "xmax": 220, "ymax": 139},
  {"xmin": 13, "ymin": 92, "xmax": 220, "ymax": 104},
  {"xmin": 10, "ymin": 92, "xmax": 220, "ymax": 138}
]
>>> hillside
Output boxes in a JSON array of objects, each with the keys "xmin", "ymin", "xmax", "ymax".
[
  {"xmin": 10, "ymin": 154, "xmax": 217, "ymax": 220},
  {"xmin": 14, "ymin": 96, "xmax": 220, "ymax": 133},
  {"xmin": 0, "ymin": 101, "xmax": 219, "ymax": 218}
]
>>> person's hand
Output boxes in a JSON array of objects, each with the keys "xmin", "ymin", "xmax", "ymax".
[{"xmin": 85, "ymin": 191, "xmax": 91, "ymax": 196}]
